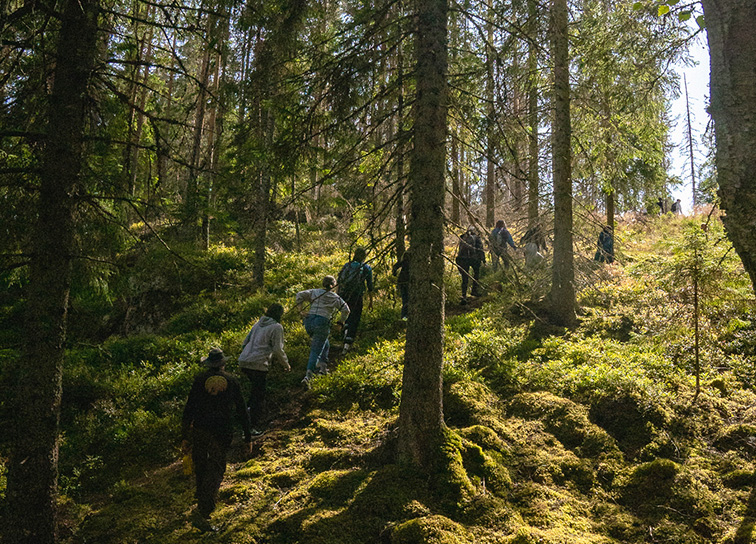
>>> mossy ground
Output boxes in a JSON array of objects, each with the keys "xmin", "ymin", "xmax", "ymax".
[{"xmin": 4, "ymin": 211, "xmax": 756, "ymax": 543}]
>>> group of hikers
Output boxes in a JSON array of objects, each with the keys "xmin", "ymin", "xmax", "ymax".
[
  {"xmin": 658, "ymin": 196, "xmax": 684, "ymax": 215},
  {"xmin": 181, "ymin": 248, "xmax": 375, "ymax": 532},
  {"xmin": 180, "ymin": 217, "xmax": 620, "ymax": 532},
  {"xmin": 454, "ymin": 219, "xmax": 548, "ymax": 304}
]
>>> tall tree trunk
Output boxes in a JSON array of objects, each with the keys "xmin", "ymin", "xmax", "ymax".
[
  {"xmin": 451, "ymin": 127, "xmax": 460, "ymax": 225},
  {"xmin": 548, "ymin": 0, "xmax": 576, "ymax": 325},
  {"xmin": 702, "ymin": 0, "xmax": 756, "ymax": 293},
  {"xmin": 395, "ymin": 50, "xmax": 407, "ymax": 258},
  {"xmin": 484, "ymin": 0, "xmax": 495, "ymax": 228},
  {"xmin": 5, "ymin": 0, "xmax": 99, "ymax": 542},
  {"xmin": 398, "ymin": 0, "xmax": 447, "ymax": 470},
  {"xmin": 185, "ymin": 22, "xmax": 213, "ymax": 236},
  {"xmin": 606, "ymin": 187, "xmax": 614, "ymax": 232},
  {"xmin": 684, "ymin": 74, "xmax": 697, "ymax": 209},
  {"xmin": 527, "ymin": 0, "xmax": 540, "ymax": 229}
]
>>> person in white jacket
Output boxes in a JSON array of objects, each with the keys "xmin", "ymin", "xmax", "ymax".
[
  {"xmin": 296, "ymin": 275, "xmax": 350, "ymax": 386},
  {"xmin": 238, "ymin": 303, "xmax": 291, "ymax": 434}
]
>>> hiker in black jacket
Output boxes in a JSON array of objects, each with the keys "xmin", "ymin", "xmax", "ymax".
[
  {"xmin": 456, "ymin": 226, "xmax": 485, "ymax": 305},
  {"xmin": 337, "ymin": 247, "xmax": 374, "ymax": 352},
  {"xmin": 182, "ymin": 348, "xmax": 251, "ymax": 532}
]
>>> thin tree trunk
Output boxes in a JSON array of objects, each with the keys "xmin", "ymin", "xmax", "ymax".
[
  {"xmin": 399, "ymin": 0, "xmax": 447, "ymax": 470},
  {"xmin": 684, "ymin": 74, "xmax": 697, "ymax": 210},
  {"xmin": 527, "ymin": 0, "xmax": 540, "ymax": 229},
  {"xmin": 395, "ymin": 48, "xmax": 407, "ymax": 258},
  {"xmin": 451, "ymin": 127, "xmax": 460, "ymax": 225},
  {"xmin": 5, "ymin": 0, "xmax": 99, "ymax": 541},
  {"xmin": 548, "ymin": 0, "xmax": 576, "ymax": 326},
  {"xmin": 185, "ymin": 21, "xmax": 213, "ymax": 235},
  {"xmin": 484, "ymin": 0, "xmax": 495, "ymax": 228},
  {"xmin": 701, "ymin": 0, "xmax": 756, "ymax": 294}
]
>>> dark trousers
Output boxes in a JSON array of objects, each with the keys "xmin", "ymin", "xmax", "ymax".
[
  {"xmin": 398, "ymin": 284, "xmax": 409, "ymax": 319},
  {"xmin": 192, "ymin": 427, "xmax": 230, "ymax": 518},
  {"xmin": 343, "ymin": 294, "xmax": 363, "ymax": 343},
  {"xmin": 241, "ymin": 368, "xmax": 267, "ymax": 427},
  {"xmin": 456, "ymin": 257, "xmax": 482, "ymax": 298}
]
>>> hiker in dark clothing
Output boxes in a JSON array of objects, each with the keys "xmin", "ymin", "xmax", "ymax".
[
  {"xmin": 490, "ymin": 220, "xmax": 517, "ymax": 271},
  {"xmin": 337, "ymin": 247, "xmax": 374, "ymax": 353},
  {"xmin": 456, "ymin": 226, "xmax": 485, "ymax": 305},
  {"xmin": 182, "ymin": 347, "xmax": 252, "ymax": 532},
  {"xmin": 392, "ymin": 249, "xmax": 411, "ymax": 320},
  {"xmin": 657, "ymin": 197, "xmax": 666, "ymax": 214},
  {"xmin": 594, "ymin": 225, "xmax": 614, "ymax": 264},
  {"xmin": 238, "ymin": 303, "xmax": 291, "ymax": 435}
]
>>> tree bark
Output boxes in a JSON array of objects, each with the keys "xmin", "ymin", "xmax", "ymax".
[
  {"xmin": 548, "ymin": 0, "xmax": 576, "ymax": 325},
  {"xmin": 395, "ymin": 49, "xmax": 407, "ymax": 259},
  {"xmin": 606, "ymin": 187, "xmax": 614, "ymax": 233},
  {"xmin": 398, "ymin": 0, "xmax": 447, "ymax": 470},
  {"xmin": 5, "ymin": 0, "xmax": 99, "ymax": 542},
  {"xmin": 527, "ymin": 0, "xmax": 540, "ymax": 229},
  {"xmin": 484, "ymin": 0, "xmax": 495, "ymax": 228},
  {"xmin": 701, "ymin": 0, "xmax": 756, "ymax": 293},
  {"xmin": 451, "ymin": 127, "xmax": 460, "ymax": 225}
]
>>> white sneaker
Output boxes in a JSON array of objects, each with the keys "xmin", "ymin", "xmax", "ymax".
[{"xmin": 342, "ymin": 343, "xmax": 352, "ymax": 353}]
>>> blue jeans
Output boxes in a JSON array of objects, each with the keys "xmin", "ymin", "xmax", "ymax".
[{"xmin": 304, "ymin": 314, "xmax": 331, "ymax": 371}]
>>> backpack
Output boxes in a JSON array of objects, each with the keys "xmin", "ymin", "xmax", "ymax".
[{"xmin": 337, "ymin": 262, "xmax": 364, "ymax": 299}]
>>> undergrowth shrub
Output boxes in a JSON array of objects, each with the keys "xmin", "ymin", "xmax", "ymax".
[{"xmin": 312, "ymin": 340, "xmax": 404, "ymax": 410}]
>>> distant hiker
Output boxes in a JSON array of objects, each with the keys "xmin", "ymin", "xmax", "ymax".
[
  {"xmin": 456, "ymin": 226, "xmax": 485, "ymax": 305},
  {"xmin": 337, "ymin": 247, "xmax": 374, "ymax": 353},
  {"xmin": 671, "ymin": 198, "xmax": 682, "ymax": 214},
  {"xmin": 392, "ymin": 249, "xmax": 411, "ymax": 320},
  {"xmin": 182, "ymin": 347, "xmax": 251, "ymax": 533},
  {"xmin": 657, "ymin": 197, "xmax": 666, "ymax": 214},
  {"xmin": 238, "ymin": 303, "xmax": 291, "ymax": 435},
  {"xmin": 521, "ymin": 226, "xmax": 546, "ymax": 269},
  {"xmin": 594, "ymin": 225, "xmax": 614, "ymax": 264},
  {"xmin": 489, "ymin": 220, "xmax": 517, "ymax": 271},
  {"xmin": 296, "ymin": 275, "xmax": 350, "ymax": 386}
]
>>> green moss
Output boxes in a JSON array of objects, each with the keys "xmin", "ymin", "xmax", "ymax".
[
  {"xmin": 721, "ymin": 469, "xmax": 756, "ymax": 488},
  {"xmin": 445, "ymin": 380, "xmax": 504, "ymax": 429},
  {"xmin": 508, "ymin": 392, "xmax": 619, "ymax": 459},
  {"xmin": 714, "ymin": 424, "xmax": 756, "ymax": 456},
  {"xmin": 306, "ymin": 447, "xmax": 359, "ymax": 471},
  {"xmin": 621, "ymin": 458, "xmax": 680, "ymax": 515},
  {"xmin": 268, "ymin": 468, "xmax": 307, "ymax": 488},
  {"xmin": 390, "ymin": 515, "xmax": 474, "ymax": 544}
]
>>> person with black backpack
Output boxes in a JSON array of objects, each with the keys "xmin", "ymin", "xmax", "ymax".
[
  {"xmin": 337, "ymin": 247, "xmax": 374, "ymax": 353},
  {"xmin": 456, "ymin": 226, "xmax": 485, "ymax": 305}
]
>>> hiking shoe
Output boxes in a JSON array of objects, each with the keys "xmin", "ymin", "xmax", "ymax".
[
  {"xmin": 250, "ymin": 428, "xmax": 264, "ymax": 437},
  {"xmin": 342, "ymin": 342, "xmax": 352, "ymax": 354},
  {"xmin": 315, "ymin": 361, "xmax": 328, "ymax": 375},
  {"xmin": 301, "ymin": 369, "xmax": 314, "ymax": 388},
  {"xmin": 191, "ymin": 512, "xmax": 217, "ymax": 533}
]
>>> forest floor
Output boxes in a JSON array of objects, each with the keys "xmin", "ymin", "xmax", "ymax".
[{"xmin": 50, "ymin": 211, "xmax": 756, "ymax": 544}]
